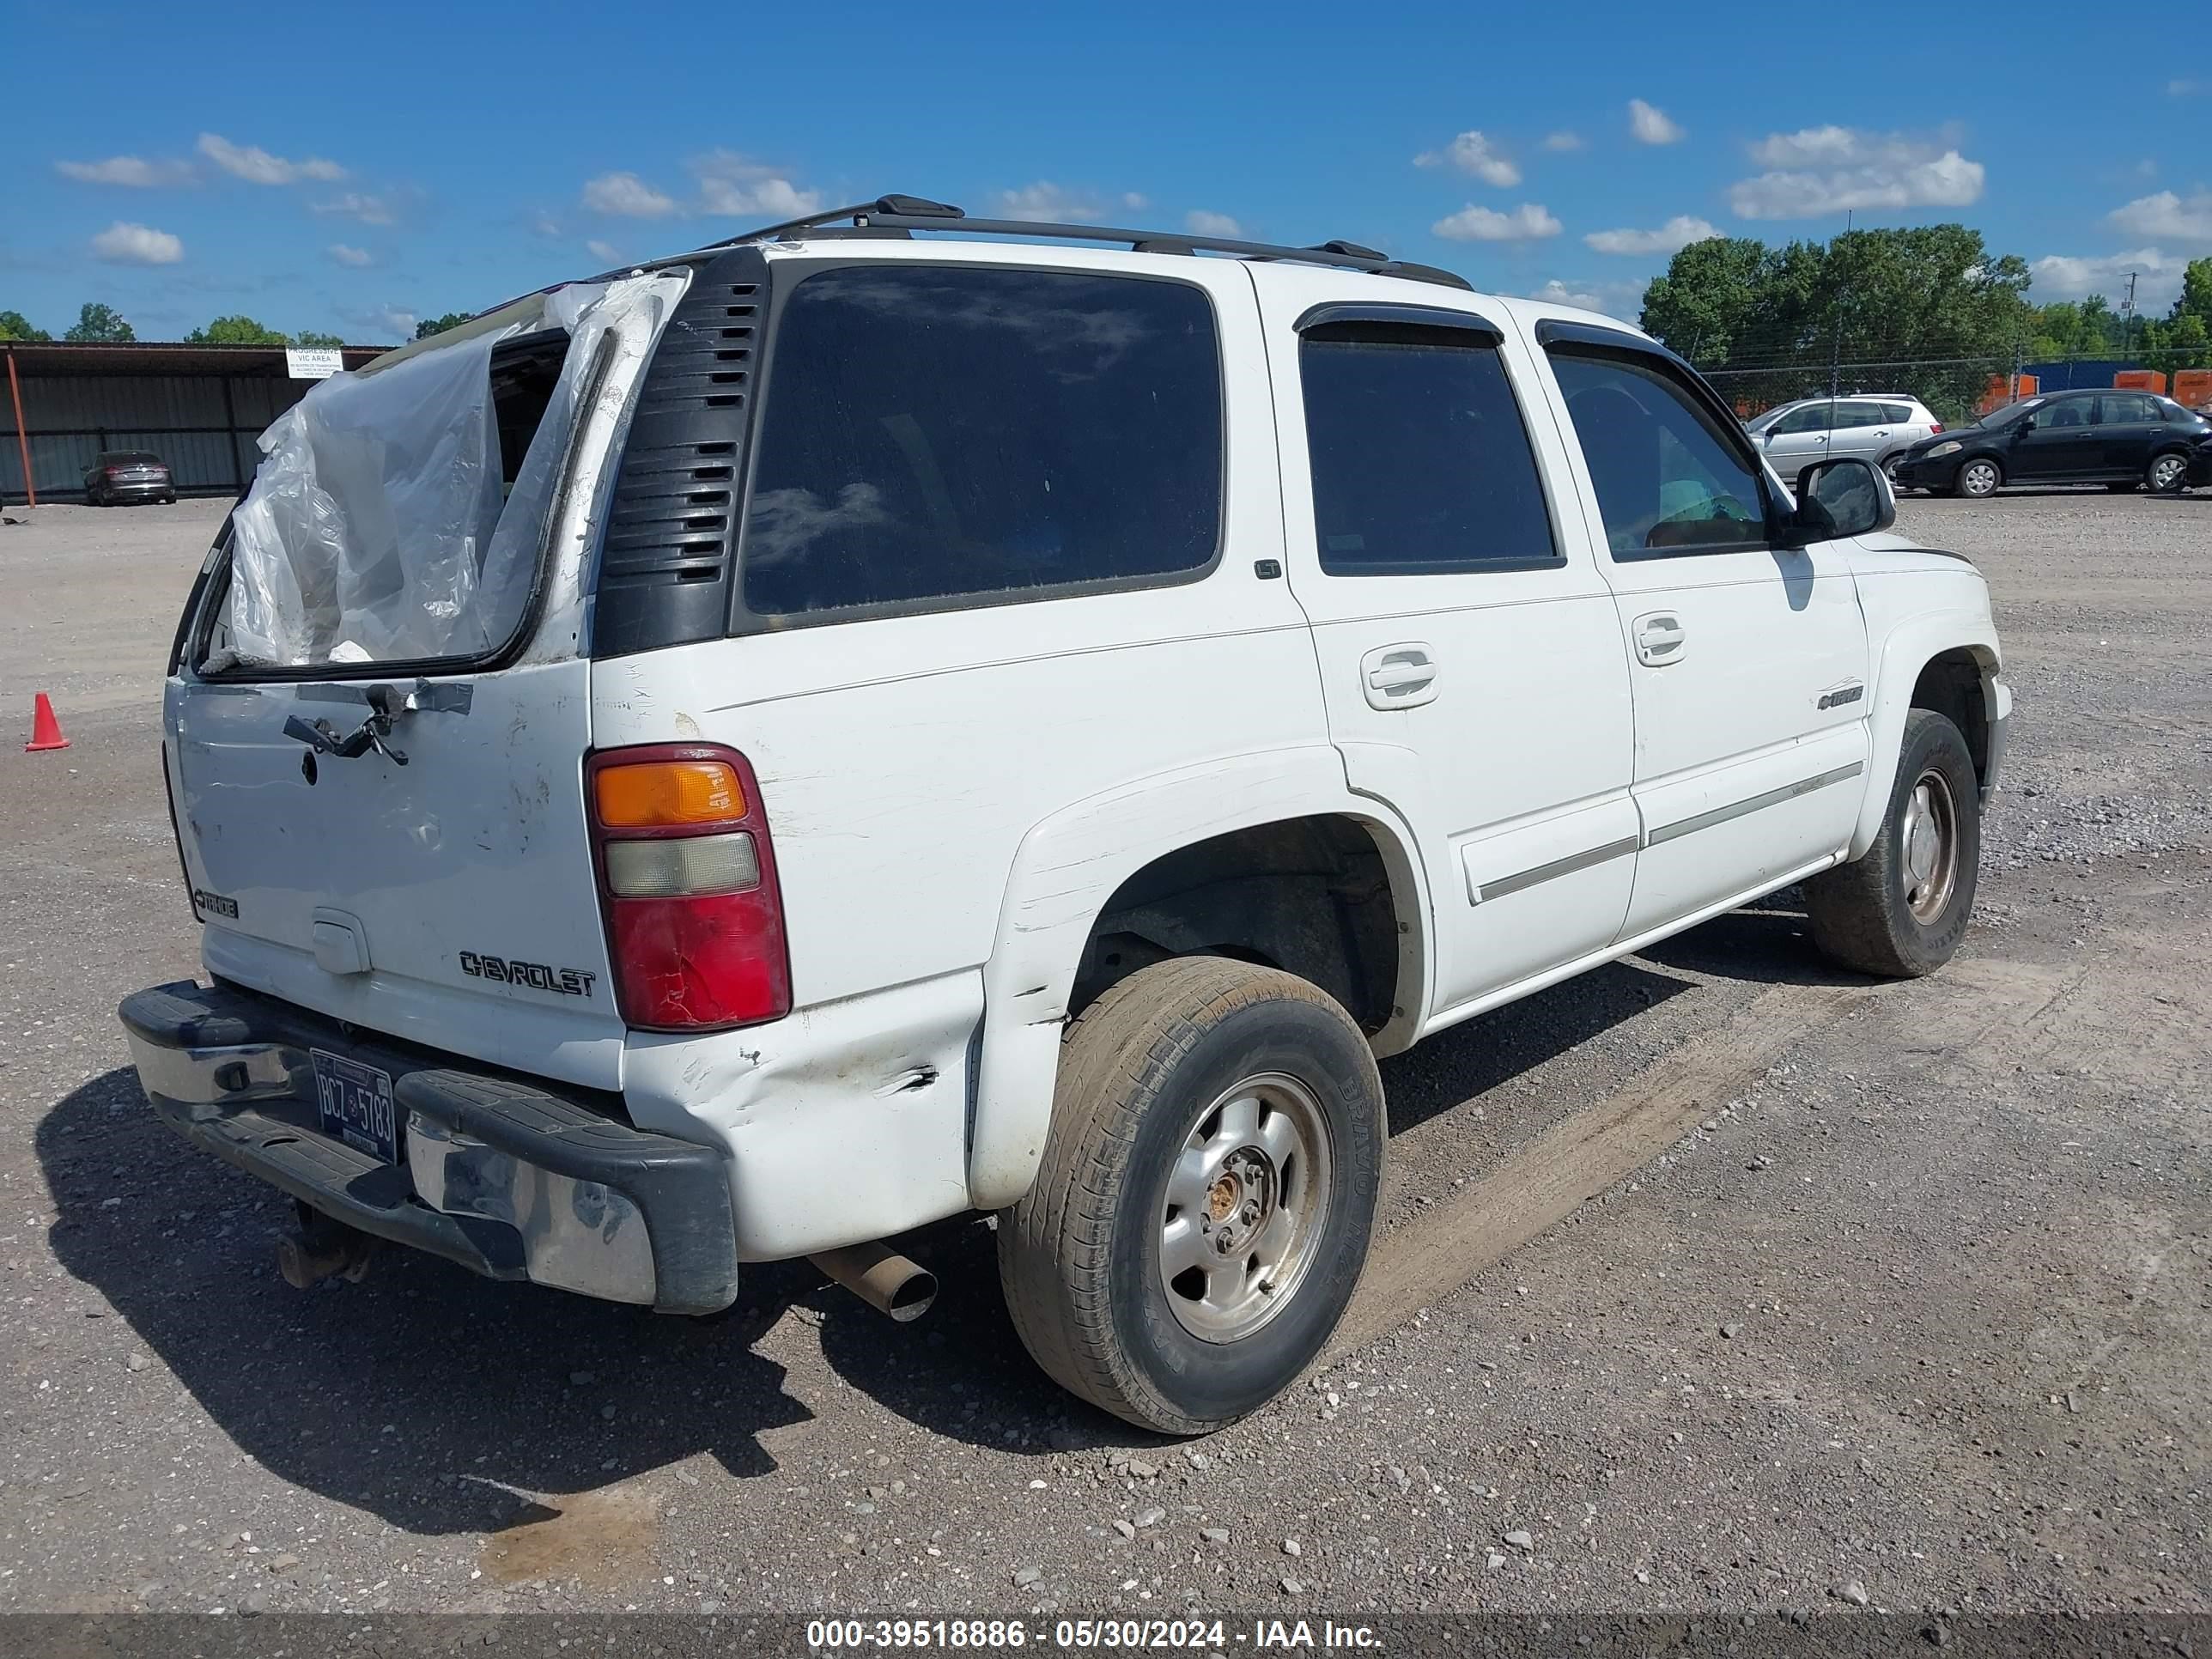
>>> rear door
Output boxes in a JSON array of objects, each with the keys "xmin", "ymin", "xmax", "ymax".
[
  {"xmin": 2094, "ymin": 392, "xmax": 2161, "ymax": 478},
  {"xmin": 1824, "ymin": 400, "xmax": 1893, "ymax": 466},
  {"xmin": 1257, "ymin": 276, "xmax": 1638, "ymax": 1015},
  {"xmin": 1530, "ymin": 322, "xmax": 1869, "ymax": 939}
]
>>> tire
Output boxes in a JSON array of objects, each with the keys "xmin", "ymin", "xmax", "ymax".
[
  {"xmin": 2147, "ymin": 451, "xmax": 2190, "ymax": 494},
  {"xmin": 999, "ymin": 956, "xmax": 1385, "ymax": 1434},
  {"xmin": 1805, "ymin": 708, "xmax": 1980, "ymax": 978},
  {"xmin": 1953, "ymin": 457, "xmax": 2002, "ymax": 498}
]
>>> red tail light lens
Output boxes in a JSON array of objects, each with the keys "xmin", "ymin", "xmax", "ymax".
[
  {"xmin": 586, "ymin": 744, "xmax": 791, "ymax": 1030},
  {"xmin": 1929, "ymin": 422, "xmax": 1944, "ymax": 434}
]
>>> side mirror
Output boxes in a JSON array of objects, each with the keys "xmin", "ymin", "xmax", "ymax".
[
  {"xmin": 2016, "ymin": 415, "xmax": 2036, "ymax": 433},
  {"xmin": 1782, "ymin": 457, "xmax": 1893, "ymax": 545}
]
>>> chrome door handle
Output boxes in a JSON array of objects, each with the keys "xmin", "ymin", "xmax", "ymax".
[
  {"xmin": 1360, "ymin": 643, "xmax": 1440, "ymax": 709},
  {"xmin": 1633, "ymin": 613, "xmax": 1686, "ymax": 666}
]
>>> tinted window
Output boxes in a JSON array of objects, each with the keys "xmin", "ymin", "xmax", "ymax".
[
  {"xmin": 1771, "ymin": 404, "xmax": 1832, "ymax": 435},
  {"xmin": 741, "ymin": 265, "xmax": 1221, "ymax": 617},
  {"xmin": 1981, "ymin": 399, "xmax": 2041, "ymax": 428},
  {"xmin": 1832, "ymin": 401, "xmax": 1886, "ymax": 429},
  {"xmin": 1881, "ymin": 403, "xmax": 1915, "ymax": 424},
  {"xmin": 2043, "ymin": 398, "xmax": 2092, "ymax": 428},
  {"xmin": 1551, "ymin": 351, "xmax": 1768, "ymax": 556},
  {"xmin": 1299, "ymin": 332, "xmax": 1557, "ymax": 575},
  {"xmin": 2100, "ymin": 392, "xmax": 2160, "ymax": 424}
]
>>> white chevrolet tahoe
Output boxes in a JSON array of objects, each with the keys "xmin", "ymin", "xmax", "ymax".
[{"xmin": 121, "ymin": 196, "xmax": 2008, "ymax": 1434}]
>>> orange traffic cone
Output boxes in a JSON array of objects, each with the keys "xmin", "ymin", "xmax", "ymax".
[{"xmin": 25, "ymin": 692, "xmax": 70, "ymax": 752}]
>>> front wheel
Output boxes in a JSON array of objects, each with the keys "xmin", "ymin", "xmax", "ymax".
[
  {"xmin": 999, "ymin": 956, "xmax": 1384, "ymax": 1434},
  {"xmin": 1954, "ymin": 457, "xmax": 2002, "ymax": 498},
  {"xmin": 1805, "ymin": 708, "xmax": 1980, "ymax": 977},
  {"xmin": 2148, "ymin": 451, "xmax": 2190, "ymax": 494}
]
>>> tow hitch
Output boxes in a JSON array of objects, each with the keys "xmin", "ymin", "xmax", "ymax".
[{"xmin": 276, "ymin": 1200, "xmax": 378, "ymax": 1288}]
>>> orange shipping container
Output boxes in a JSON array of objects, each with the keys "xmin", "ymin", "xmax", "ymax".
[
  {"xmin": 2173, "ymin": 368, "xmax": 2212, "ymax": 410},
  {"xmin": 2112, "ymin": 369, "xmax": 2167, "ymax": 393}
]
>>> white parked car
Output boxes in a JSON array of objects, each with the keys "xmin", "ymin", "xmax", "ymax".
[
  {"xmin": 1747, "ymin": 392, "xmax": 1943, "ymax": 484},
  {"xmin": 123, "ymin": 197, "xmax": 2009, "ymax": 1433}
]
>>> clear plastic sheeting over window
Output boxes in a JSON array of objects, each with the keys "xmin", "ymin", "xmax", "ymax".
[{"xmin": 215, "ymin": 276, "xmax": 657, "ymax": 672}]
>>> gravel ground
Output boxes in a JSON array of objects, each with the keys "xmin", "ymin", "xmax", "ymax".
[{"xmin": 0, "ymin": 490, "xmax": 2206, "ymax": 1623}]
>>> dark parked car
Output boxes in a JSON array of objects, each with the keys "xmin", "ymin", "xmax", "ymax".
[
  {"xmin": 1891, "ymin": 390, "xmax": 2211, "ymax": 498},
  {"xmin": 82, "ymin": 450, "xmax": 176, "ymax": 506},
  {"xmin": 2188, "ymin": 433, "xmax": 2212, "ymax": 491}
]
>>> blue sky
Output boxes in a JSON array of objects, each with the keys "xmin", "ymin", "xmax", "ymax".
[{"xmin": 5, "ymin": 0, "xmax": 2207, "ymax": 343}]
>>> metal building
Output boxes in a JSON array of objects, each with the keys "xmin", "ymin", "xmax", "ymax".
[{"xmin": 3, "ymin": 341, "xmax": 385, "ymax": 506}]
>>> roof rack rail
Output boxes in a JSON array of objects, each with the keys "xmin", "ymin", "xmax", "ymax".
[{"xmin": 703, "ymin": 195, "xmax": 1473, "ymax": 291}]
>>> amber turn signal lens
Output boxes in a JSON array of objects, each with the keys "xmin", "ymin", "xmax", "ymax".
[{"xmin": 593, "ymin": 760, "xmax": 744, "ymax": 828}]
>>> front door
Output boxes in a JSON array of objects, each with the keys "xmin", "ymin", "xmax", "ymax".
[
  {"xmin": 1259, "ymin": 276, "xmax": 1638, "ymax": 1018},
  {"xmin": 1530, "ymin": 325, "xmax": 1870, "ymax": 939},
  {"xmin": 2009, "ymin": 396, "xmax": 2100, "ymax": 480}
]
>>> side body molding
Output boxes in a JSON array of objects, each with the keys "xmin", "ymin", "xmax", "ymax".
[{"xmin": 965, "ymin": 745, "xmax": 1433, "ymax": 1210}]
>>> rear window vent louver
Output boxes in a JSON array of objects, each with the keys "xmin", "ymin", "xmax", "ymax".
[{"xmin": 592, "ymin": 246, "xmax": 770, "ymax": 657}]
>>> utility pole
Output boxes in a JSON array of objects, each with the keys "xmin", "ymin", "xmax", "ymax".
[
  {"xmin": 1829, "ymin": 210, "xmax": 1851, "ymax": 410},
  {"xmin": 2122, "ymin": 271, "xmax": 2138, "ymax": 363}
]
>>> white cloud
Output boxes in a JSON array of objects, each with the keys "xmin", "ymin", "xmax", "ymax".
[
  {"xmin": 91, "ymin": 222, "xmax": 183, "ymax": 265},
  {"xmin": 531, "ymin": 213, "xmax": 562, "ymax": 238},
  {"xmin": 196, "ymin": 132, "xmax": 344, "ymax": 185},
  {"xmin": 586, "ymin": 239, "xmax": 623, "ymax": 264},
  {"xmin": 2031, "ymin": 248, "xmax": 2182, "ymax": 310},
  {"xmin": 1433, "ymin": 202, "xmax": 1562, "ymax": 242},
  {"xmin": 326, "ymin": 243, "xmax": 372, "ymax": 268},
  {"xmin": 995, "ymin": 182, "xmax": 1114, "ymax": 223},
  {"xmin": 582, "ymin": 171, "xmax": 678, "ymax": 218},
  {"xmin": 1415, "ymin": 131, "xmax": 1521, "ymax": 187},
  {"xmin": 312, "ymin": 192, "xmax": 398, "ymax": 227},
  {"xmin": 2169, "ymin": 78, "xmax": 2202, "ymax": 96},
  {"xmin": 690, "ymin": 151, "xmax": 821, "ymax": 219},
  {"xmin": 1522, "ymin": 276, "xmax": 1643, "ymax": 319},
  {"xmin": 1729, "ymin": 127, "xmax": 1984, "ymax": 219},
  {"xmin": 1122, "ymin": 192, "xmax": 1149, "ymax": 210},
  {"xmin": 2109, "ymin": 190, "xmax": 2212, "ymax": 246},
  {"xmin": 340, "ymin": 302, "xmax": 420, "ymax": 342},
  {"xmin": 56, "ymin": 155, "xmax": 195, "ymax": 188},
  {"xmin": 1583, "ymin": 215, "xmax": 1720, "ymax": 257},
  {"xmin": 1185, "ymin": 210, "xmax": 1243, "ymax": 238},
  {"xmin": 1629, "ymin": 100, "xmax": 1685, "ymax": 146},
  {"xmin": 1543, "ymin": 131, "xmax": 1586, "ymax": 153}
]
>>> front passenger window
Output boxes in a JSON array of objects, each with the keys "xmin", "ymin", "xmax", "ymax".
[{"xmin": 1551, "ymin": 352, "xmax": 1768, "ymax": 557}]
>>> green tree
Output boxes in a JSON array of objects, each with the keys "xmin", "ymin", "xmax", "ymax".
[
  {"xmin": 413, "ymin": 312, "xmax": 471, "ymax": 340},
  {"xmin": 64, "ymin": 302, "xmax": 135, "ymax": 343},
  {"xmin": 2144, "ymin": 313, "xmax": 2210, "ymax": 377},
  {"xmin": 2174, "ymin": 258, "xmax": 2212, "ymax": 328},
  {"xmin": 1640, "ymin": 224, "xmax": 2033, "ymax": 422},
  {"xmin": 185, "ymin": 314, "xmax": 290, "ymax": 345},
  {"xmin": 293, "ymin": 330, "xmax": 346, "ymax": 348},
  {"xmin": 0, "ymin": 309, "xmax": 52, "ymax": 342}
]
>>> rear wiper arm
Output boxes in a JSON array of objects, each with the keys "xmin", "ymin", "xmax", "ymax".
[{"xmin": 283, "ymin": 684, "xmax": 410, "ymax": 765}]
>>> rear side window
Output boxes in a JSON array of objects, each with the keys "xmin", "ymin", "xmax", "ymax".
[
  {"xmin": 1298, "ymin": 332, "xmax": 1558, "ymax": 575},
  {"xmin": 1832, "ymin": 401, "xmax": 1886, "ymax": 429},
  {"xmin": 740, "ymin": 265, "xmax": 1222, "ymax": 618},
  {"xmin": 2100, "ymin": 392, "xmax": 2160, "ymax": 423},
  {"xmin": 1550, "ymin": 351, "xmax": 1768, "ymax": 558},
  {"xmin": 1881, "ymin": 403, "xmax": 1915, "ymax": 424}
]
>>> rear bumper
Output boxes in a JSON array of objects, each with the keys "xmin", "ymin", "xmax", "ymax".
[
  {"xmin": 118, "ymin": 980, "xmax": 739, "ymax": 1314},
  {"xmin": 95, "ymin": 480, "xmax": 173, "ymax": 499}
]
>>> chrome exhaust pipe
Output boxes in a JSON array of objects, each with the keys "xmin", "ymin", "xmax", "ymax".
[{"xmin": 808, "ymin": 1242, "xmax": 937, "ymax": 1322}]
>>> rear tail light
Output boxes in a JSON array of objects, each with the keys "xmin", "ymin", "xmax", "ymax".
[
  {"xmin": 105, "ymin": 466, "xmax": 124, "ymax": 478},
  {"xmin": 1929, "ymin": 422, "xmax": 1944, "ymax": 434},
  {"xmin": 586, "ymin": 744, "xmax": 791, "ymax": 1030}
]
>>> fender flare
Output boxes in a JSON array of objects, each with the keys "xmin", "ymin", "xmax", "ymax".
[
  {"xmin": 964, "ymin": 744, "xmax": 1432, "ymax": 1211},
  {"xmin": 1849, "ymin": 611, "xmax": 2002, "ymax": 859}
]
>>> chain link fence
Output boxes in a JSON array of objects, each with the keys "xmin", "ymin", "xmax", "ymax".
[{"xmin": 1697, "ymin": 350, "xmax": 2212, "ymax": 428}]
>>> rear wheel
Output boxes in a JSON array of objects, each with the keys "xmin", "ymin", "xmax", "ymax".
[
  {"xmin": 999, "ymin": 956, "xmax": 1384, "ymax": 1434},
  {"xmin": 1954, "ymin": 458, "xmax": 2002, "ymax": 498},
  {"xmin": 2148, "ymin": 451, "xmax": 2190, "ymax": 494},
  {"xmin": 1805, "ymin": 708, "xmax": 1980, "ymax": 978}
]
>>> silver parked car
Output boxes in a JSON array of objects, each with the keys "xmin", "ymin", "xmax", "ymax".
[{"xmin": 1747, "ymin": 394, "xmax": 1942, "ymax": 486}]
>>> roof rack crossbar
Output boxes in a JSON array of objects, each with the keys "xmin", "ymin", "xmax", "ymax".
[{"xmin": 703, "ymin": 197, "xmax": 1472, "ymax": 290}]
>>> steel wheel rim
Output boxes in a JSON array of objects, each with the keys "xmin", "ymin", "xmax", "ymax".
[
  {"xmin": 2150, "ymin": 454, "xmax": 2185, "ymax": 491},
  {"xmin": 1158, "ymin": 1072, "xmax": 1334, "ymax": 1343},
  {"xmin": 1899, "ymin": 765, "xmax": 1960, "ymax": 923},
  {"xmin": 1962, "ymin": 461, "xmax": 1997, "ymax": 495}
]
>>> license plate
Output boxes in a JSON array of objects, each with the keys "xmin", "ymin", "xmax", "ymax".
[{"xmin": 312, "ymin": 1050, "xmax": 398, "ymax": 1164}]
